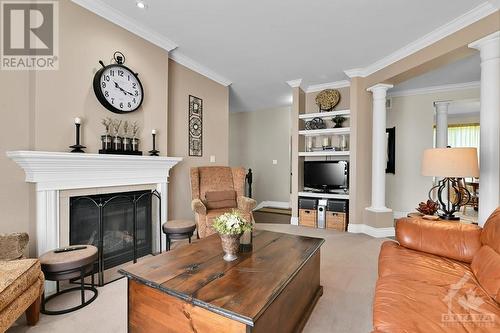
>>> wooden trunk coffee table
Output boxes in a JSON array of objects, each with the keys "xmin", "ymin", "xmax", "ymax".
[{"xmin": 119, "ymin": 230, "xmax": 324, "ymax": 333}]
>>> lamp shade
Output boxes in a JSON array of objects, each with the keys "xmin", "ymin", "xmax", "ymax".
[{"xmin": 421, "ymin": 147, "xmax": 479, "ymax": 177}]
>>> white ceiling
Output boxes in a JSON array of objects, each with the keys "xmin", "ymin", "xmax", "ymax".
[{"xmin": 76, "ymin": 0, "xmax": 492, "ymax": 112}]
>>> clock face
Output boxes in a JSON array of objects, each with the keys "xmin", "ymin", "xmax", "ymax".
[{"xmin": 94, "ymin": 64, "xmax": 144, "ymax": 113}]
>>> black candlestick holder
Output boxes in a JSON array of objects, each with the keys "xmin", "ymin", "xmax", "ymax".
[
  {"xmin": 149, "ymin": 133, "xmax": 159, "ymax": 156},
  {"xmin": 69, "ymin": 123, "xmax": 86, "ymax": 153}
]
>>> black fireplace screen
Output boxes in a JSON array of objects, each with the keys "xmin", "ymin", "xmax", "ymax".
[{"xmin": 70, "ymin": 190, "xmax": 158, "ymax": 285}]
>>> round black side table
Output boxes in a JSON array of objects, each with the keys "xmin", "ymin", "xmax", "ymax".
[{"xmin": 39, "ymin": 245, "xmax": 98, "ymax": 315}]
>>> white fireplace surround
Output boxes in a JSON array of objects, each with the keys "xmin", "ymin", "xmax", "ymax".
[{"xmin": 7, "ymin": 151, "xmax": 182, "ymax": 256}]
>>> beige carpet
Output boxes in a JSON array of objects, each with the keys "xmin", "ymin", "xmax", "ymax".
[{"xmin": 9, "ymin": 224, "xmax": 387, "ymax": 333}]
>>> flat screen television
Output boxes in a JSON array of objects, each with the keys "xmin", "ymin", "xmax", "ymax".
[{"xmin": 304, "ymin": 161, "xmax": 349, "ymax": 191}]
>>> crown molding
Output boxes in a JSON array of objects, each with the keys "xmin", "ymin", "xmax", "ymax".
[
  {"xmin": 286, "ymin": 79, "xmax": 303, "ymax": 88},
  {"xmin": 169, "ymin": 51, "xmax": 232, "ymax": 86},
  {"xmin": 305, "ymin": 80, "xmax": 350, "ymax": 93},
  {"xmin": 71, "ymin": 0, "xmax": 178, "ymax": 52},
  {"xmin": 344, "ymin": 2, "xmax": 498, "ymax": 78},
  {"xmin": 388, "ymin": 81, "xmax": 480, "ymax": 97}
]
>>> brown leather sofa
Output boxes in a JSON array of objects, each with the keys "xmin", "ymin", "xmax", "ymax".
[
  {"xmin": 373, "ymin": 208, "xmax": 500, "ymax": 333},
  {"xmin": 190, "ymin": 166, "xmax": 256, "ymax": 238}
]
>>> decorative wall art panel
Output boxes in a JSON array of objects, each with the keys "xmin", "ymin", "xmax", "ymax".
[{"xmin": 189, "ymin": 95, "xmax": 203, "ymax": 156}]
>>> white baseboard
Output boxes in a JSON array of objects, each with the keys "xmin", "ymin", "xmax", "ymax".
[
  {"xmin": 290, "ymin": 216, "xmax": 299, "ymax": 226},
  {"xmin": 348, "ymin": 224, "xmax": 395, "ymax": 238},
  {"xmin": 254, "ymin": 200, "xmax": 291, "ymax": 211}
]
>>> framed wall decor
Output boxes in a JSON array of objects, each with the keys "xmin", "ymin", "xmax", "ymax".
[
  {"xmin": 188, "ymin": 95, "xmax": 203, "ymax": 156},
  {"xmin": 386, "ymin": 127, "xmax": 396, "ymax": 174}
]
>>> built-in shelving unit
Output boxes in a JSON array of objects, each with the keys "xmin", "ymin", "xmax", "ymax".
[
  {"xmin": 298, "ymin": 191, "xmax": 349, "ymax": 200},
  {"xmin": 298, "ymin": 151, "xmax": 350, "ymax": 157},
  {"xmin": 298, "ymin": 127, "xmax": 350, "ymax": 136},
  {"xmin": 298, "ymin": 109, "xmax": 350, "ymax": 120}
]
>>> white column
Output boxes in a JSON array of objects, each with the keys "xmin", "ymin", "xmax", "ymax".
[
  {"xmin": 469, "ymin": 31, "xmax": 500, "ymax": 226},
  {"xmin": 434, "ymin": 101, "xmax": 450, "ymax": 148},
  {"xmin": 366, "ymin": 83, "xmax": 393, "ymax": 212}
]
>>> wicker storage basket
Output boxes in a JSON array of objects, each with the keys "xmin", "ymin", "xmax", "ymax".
[
  {"xmin": 326, "ymin": 212, "xmax": 347, "ymax": 232},
  {"xmin": 299, "ymin": 209, "xmax": 317, "ymax": 228}
]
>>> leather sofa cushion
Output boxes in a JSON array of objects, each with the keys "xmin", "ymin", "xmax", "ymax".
[
  {"xmin": 471, "ymin": 245, "xmax": 500, "ymax": 304},
  {"xmin": 481, "ymin": 207, "xmax": 500, "ymax": 254},
  {"xmin": 205, "ymin": 190, "xmax": 237, "ymax": 210},
  {"xmin": 378, "ymin": 241, "xmax": 472, "ymax": 283},
  {"xmin": 396, "ymin": 218, "xmax": 482, "ymax": 263},
  {"xmin": 373, "ymin": 275, "xmax": 500, "ymax": 333},
  {"xmin": 0, "ymin": 259, "xmax": 41, "ymax": 311}
]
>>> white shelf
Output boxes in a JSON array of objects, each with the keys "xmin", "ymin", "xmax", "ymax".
[
  {"xmin": 299, "ymin": 127, "xmax": 350, "ymax": 136},
  {"xmin": 299, "ymin": 109, "xmax": 350, "ymax": 120},
  {"xmin": 298, "ymin": 191, "xmax": 349, "ymax": 200},
  {"xmin": 298, "ymin": 151, "xmax": 350, "ymax": 157}
]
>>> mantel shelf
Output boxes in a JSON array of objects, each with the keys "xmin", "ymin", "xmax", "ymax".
[
  {"xmin": 299, "ymin": 109, "xmax": 351, "ymax": 120},
  {"xmin": 298, "ymin": 127, "xmax": 350, "ymax": 136},
  {"xmin": 298, "ymin": 151, "xmax": 350, "ymax": 157},
  {"xmin": 6, "ymin": 150, "xmax": 183, "ymax": 191}
]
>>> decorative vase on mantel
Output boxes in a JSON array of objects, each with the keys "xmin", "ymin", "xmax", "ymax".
[{"xmin": 212, "ymin": 210, "xmax": 253, "ymax": 262}]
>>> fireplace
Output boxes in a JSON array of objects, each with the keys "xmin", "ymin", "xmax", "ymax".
[{"xmin": 70, "ymin": 190, "xmax": 155, "ymax": 285}]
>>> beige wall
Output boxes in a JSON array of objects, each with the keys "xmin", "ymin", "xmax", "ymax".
[
  {"xmin": 1, "ymin": 1, "xmax": 170, "ymax": 255},
  {"xmin": 229, "ymin": 107, "xmax": 291, "ymax": 204},
  {"xmin": 386, "ymin": 88, "xmax": 480, "ymax": 215},
  {"xmin": 167, "ymin": 60, "xmax": 229, "ymax": 220}
]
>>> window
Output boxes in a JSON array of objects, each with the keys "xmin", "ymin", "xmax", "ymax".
[{"xmin": 434, "ymin": 124, "xmax": 480, "ymax": 152}]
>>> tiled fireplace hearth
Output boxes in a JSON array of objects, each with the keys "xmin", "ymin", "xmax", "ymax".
[{"xmin": 7, "ymin": 151, "xmax": 182, "ymax": 261}]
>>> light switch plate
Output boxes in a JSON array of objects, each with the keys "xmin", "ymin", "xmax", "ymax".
[
  {"xmin": 272, "ymin": 160, "xmax": 278, "ymax": 165},
  {"xmin": 210, "ymin": 155, "xmax": 216, "ymax": 163}
]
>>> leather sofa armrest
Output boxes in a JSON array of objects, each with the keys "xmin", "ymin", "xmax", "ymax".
[
  {"xmin": 237, "ymin": 196, "xmax": 257, "ymax": 212},
  {"xmin": 191, "ymin": 199, "xmax": 207, "ymax": 215},
  {"xmin": 396, "ymin": 217, "xmax": 482, "ymax": 263}
]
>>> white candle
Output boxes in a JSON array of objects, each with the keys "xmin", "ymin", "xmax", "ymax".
[
  {"xmin": 74, "ymin": 117, "xmax": 81, "ymax": 124},
  {"xmin": 152, "ymin": 129, "xmax": 157, "ymax": 135},
  {"xmin": 322, "ymin": 137, "xmax": 329, "ymax": 147}
]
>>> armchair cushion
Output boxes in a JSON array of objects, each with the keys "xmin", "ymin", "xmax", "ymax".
[
  {"xmin": 0, "ymin": 259, "xmax": 42, "ymax": 311},
  {"xmin": 237, "ymin": 196, "xmax": 257, "ymax": 212},
  {"xmin": 205, "ymin": 190, "xmax": 237, "ymax": 210},
  {"xmin": 0, "ymin": 233, "xmax": 29, "ymax": 261},
  {"xmin": 396, "ymin": 217, "xmax": 482, "ymax": 263}
]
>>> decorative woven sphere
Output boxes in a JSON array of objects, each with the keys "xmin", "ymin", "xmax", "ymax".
[{"xmin": 315, "ymin": 89, "xmax": 341, "ymax": 111}]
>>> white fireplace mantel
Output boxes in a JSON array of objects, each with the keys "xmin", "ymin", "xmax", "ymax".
[
  {"xmin": 7, "ymin": 151, "xmax": 182, "ymax": 256},
  {"xmin": 7, "ymin": 151, "xmax": 182, "ymax": 191}
]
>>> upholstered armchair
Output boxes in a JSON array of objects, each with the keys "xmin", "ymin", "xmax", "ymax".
[
  {"xmin": 190, "ymin": 166, "xmax": 257, "ymax": 238},
  {"xmin": 0, "ymin": 233, "xmax": 44, "ymax": 331}
]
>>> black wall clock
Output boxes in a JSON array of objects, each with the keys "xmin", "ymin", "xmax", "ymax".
[{"xmin": 93, "ymin": 52, "xmax": 144, "ymax": 114}]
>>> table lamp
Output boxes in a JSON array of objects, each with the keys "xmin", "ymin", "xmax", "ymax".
[{"xmin": 421, "ymin": 147, "xmax": 479, "ymax": 220}]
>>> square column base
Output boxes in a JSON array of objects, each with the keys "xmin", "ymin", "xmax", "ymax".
[{"xmin": 364, "ymin": 207, "xmax": 394, "ymax": 228}]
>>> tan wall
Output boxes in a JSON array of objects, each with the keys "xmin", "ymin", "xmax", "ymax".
[
  {"xmin": 386, "ymin": 88, "xmax": 480, "ymax": 215},
  {"xmin": 0, "ymin": 1, "xmax": 170, "ymax": 254},
  {"xmin": 229, "ymin": 107, "xmax": 291, "ymax": 204},
  {"xmin": 167, "ymin": 60, "xmax": 229, "ymax": 220}
]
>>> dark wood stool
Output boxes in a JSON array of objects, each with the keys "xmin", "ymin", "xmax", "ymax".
[
  {"xmin": 162, "ymin": 220, "xmax": 196, "ymax": 251},
  {"xmin": 39, "ymin": 245, "xmax": 98, "ymax": 315}
]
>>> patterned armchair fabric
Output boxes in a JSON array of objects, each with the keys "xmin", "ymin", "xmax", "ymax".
[
  {"xmin": 0, "ymin": 233, "xmax": 44, "ymax": 331},
  {"xmin": 190, "ymin": 166, "xmax": 257, "ymax": 238}
]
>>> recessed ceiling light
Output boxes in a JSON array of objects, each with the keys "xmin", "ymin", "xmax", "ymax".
[{"xmin": 136, "ymin": 1, "xmax": 147, "ymax": 9}]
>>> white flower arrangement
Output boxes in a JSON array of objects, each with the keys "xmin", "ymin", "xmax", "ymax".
[{"xmin": 213, "ymin": 210, "xmax": 252, "ymax": 235}]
